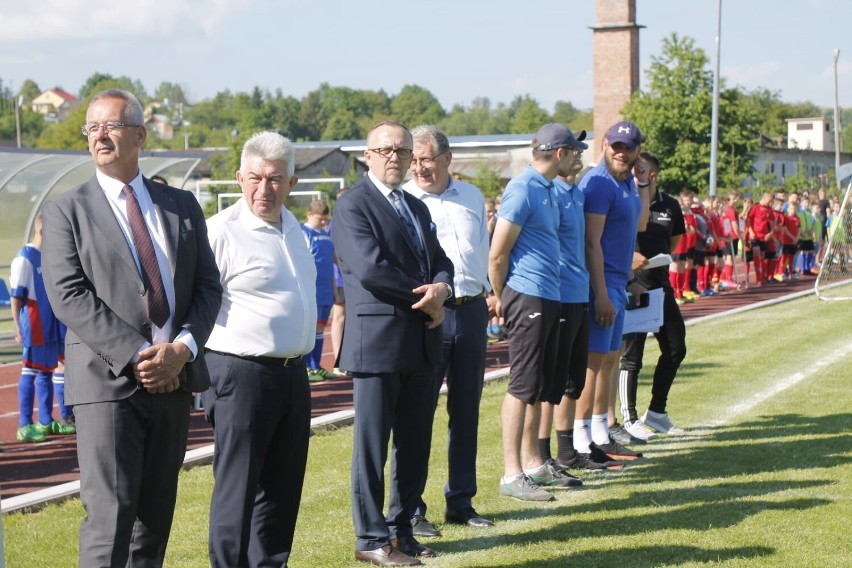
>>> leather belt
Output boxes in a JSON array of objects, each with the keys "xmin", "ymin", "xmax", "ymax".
[
  {"xmin": 453, "ymin": 292, "xmax": 487, "ymax": 306},
  {"xmin": 206, "ymin": 349, "xmax": 304, "ymax": 367}
]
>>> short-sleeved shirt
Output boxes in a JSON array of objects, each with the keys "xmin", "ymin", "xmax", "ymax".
[
  {"xmin": 748, "ymin": 203, "xmax": 774, "ymax": 239},
  {"xmin": 580, "ymin": 163, "xmax": 641, "ymax": 289},
  {"xmin": 723, "ymin": 205, "xmax": 740, "ymax": 238},
  {"xmin": 10, "ymin": 244, "xmax": 63, "ymax": 348},
  {"xmin": 636, "ymin": 191, "xmax": 686, "ymax": 290},
  {"xmin": 781, "ymin": 215, "xmax": 800, "ymax": 245},
  {"xmin": 499, "ymin": 166, "xmax": 560, "ymax": 301},
  {"xmin": 302, "ymin": 224, "xmax": 335, "ymax": 306},
  {"xmin": 553, "ymin": 178, "xmax": 588, "ymax": 303}
]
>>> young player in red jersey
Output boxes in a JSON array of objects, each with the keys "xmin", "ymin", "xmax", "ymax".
[
  {"xmin": 670, "ymin": 192, "xmax": 695, "ymax": 304},
  {"xmin": 769, "ymin": 198, "xmax": 786, "ymax": 281},
  {"xmin": 779, "ymin": 205, "xmax": 801, "ymax": 280},
  {"xmin": 746, "ymin": 191, "xmax": 775, "ymax": 286},
  {"xmin": 719, "ymin": 191, "xmax": 741, "ymax": 289},
  {"xmin": 681, "ymin": 191, "xmax": 699, "ymax": 301}
]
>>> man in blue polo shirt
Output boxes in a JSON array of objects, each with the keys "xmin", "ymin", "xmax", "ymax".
[
  {"xmin": 574, "ymin": 120, "xmax": 649, "ymax": 467},
  {"xmin": 489, "ymin": 123, "xmax": 585, "ymax": 502}
]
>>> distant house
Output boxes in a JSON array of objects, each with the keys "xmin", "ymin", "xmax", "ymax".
[
  {"xmin": 787, "ymin": 117, "xmax": 835, "ymax": 152},
  {"xmin": 146, "ymin": 114, "xmax": 174, "ymax": 140},
  {"xmin": 30, "ymin": 88, "xmax": 79, "ymax": 121}
]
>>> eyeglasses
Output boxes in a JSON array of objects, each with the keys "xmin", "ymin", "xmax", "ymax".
[
  {"xmin": 81, "ymin": 122, "xmax": 141, "ymax": 137},
  {"xmin": 410, "ymin": 151, "xmax": 447, "ymax": 167},
  {"xmin": 369, "ymin": 147, "xmax": 413, "ymax": 160}
]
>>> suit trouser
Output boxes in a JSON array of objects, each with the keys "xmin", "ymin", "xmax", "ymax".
[
  {"xmin": 75, "ymin": 388, "xmax": 192, "ymax": 568},
  {"xmin": 351, "ymin": 367, "xmax": 437, "ymax": 551},
  {"xmin": 413, "ymin": 298, "xmax": 488, "ymax": 516},
  {"xmin": 203, "ymin": 352, "xmax": 311, "ymax": 568},
  {"xmin": 619, "ymin": 286, "xmax": 687, "ymax": 424}
]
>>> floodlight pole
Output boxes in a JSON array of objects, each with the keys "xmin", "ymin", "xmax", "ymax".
[
  {"xmin": 834, "ymin": 49, "xmax": 842, "ymax": 190},
  {"xmin": 708, "ymin": 0, "xmax": 722, "ymax": 197}
]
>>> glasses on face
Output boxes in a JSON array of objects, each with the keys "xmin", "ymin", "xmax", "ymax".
[
  {"xmin": 369, "ymin": 147, "xmax": 413, "ymax": 160},
  {"xmin": 81, "ymin": 122, "xmax": 141, "ymax": 138},
  {"xmin": 410, "ymin": 151, "xmax": 447, "ymax": 167}
]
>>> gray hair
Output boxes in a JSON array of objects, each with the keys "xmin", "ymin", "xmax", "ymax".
[
  {"xmin": 411, "ymin": 124, "xmax": 450, "ymax": 156},
  {"xmin": 90, "ymin": 89, "xmax": 144, "ymax": 124},
  {"xmin": 240, "ymin": 131, "xmax": 296, "ymax": 176}
]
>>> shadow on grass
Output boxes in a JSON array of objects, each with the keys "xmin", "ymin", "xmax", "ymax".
[
  {"xmin": 482, "ymin": 544, "xmax": 774, "ymax": 568},
  {"xmin": 671, "ymin": 360, "xmax": 721, "ymax": 379},
  {"xmin": 630, "ymin": 412, "xmax": 852, "ymax": 483}
]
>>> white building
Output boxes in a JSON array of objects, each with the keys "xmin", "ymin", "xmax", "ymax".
[{"xmin": 787, "ymin": 117, "xmax": 835, "ymax": 151}]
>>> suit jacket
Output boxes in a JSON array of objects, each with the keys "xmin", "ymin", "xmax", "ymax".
[
  {"xmin": 41, "ymin": 176, "xmax": 222, "ymax": 406},
  {"xmin": 331, "ymin": 176, "xmax": 453, "ymax": 373}
]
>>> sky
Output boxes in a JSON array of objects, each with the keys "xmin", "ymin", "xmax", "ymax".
[{"xmin": 1, "ymin": 0, "xmax": 850, "ymax": 114}]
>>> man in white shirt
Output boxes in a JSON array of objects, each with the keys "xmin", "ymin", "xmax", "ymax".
[
  {"xmin": 203, "ymin": 131, "xmax": 317, "ymax": 568},
  {"xmin": 402, "ymin": 125, "xmax": 495, "ymax": 532}
]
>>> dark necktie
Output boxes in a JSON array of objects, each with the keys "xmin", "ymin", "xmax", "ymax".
[
  {"xmin": 122, "ymin": 185, "xmax": 170, "ymax": 328},
  {"xmin": 390, "ymin": 190, "xmax": 426, "ymax": 266}
]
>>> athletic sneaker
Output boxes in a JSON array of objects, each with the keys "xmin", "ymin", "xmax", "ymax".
[
  {"xmin": 499, "ymin": 474, "xmax": 554, "ymax": 501},
  {"xmin": 722, "ymin": 279, "xmax": 739, "ymax": 290},
  {"xmin": 610, "ymin": 423, "xmax": 646, "ymax": 446},
  {"xmin": 560, "ymin": 448, "xmax": 625, "ymax": 471},
  {"xmin": 642, "ymin": 410, "xmax": 685, "ymax": 435},
  {"xmin": 16, "ymin": 424, "xmax": 46, "ymax": 443},
  {"xmin": 625, "ymin": 420, "xmax": 660, "ymax": 441},
  {"xmin": 34, "ymin": 419, "xmax": 76, "ymax": 436},
  {"xmin": 595, "ymin": 438, "xmax": 643, "ymax": 461},
  {"xmin": 527, "ymin": 460, "xmax": 582, "ymax": 488},
  {"xmin": 307, "ymin": 369, "xmax": 326, "ymax": 383}
]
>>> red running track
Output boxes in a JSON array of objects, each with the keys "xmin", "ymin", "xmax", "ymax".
[{"xmin": 0, "ymin": 275, "xmax": 814, "ymax": 499}]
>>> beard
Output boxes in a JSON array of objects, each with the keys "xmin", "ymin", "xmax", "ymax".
[{"xmin": 604, "ymin": 151, "xmax": 636, "ymax": 183}]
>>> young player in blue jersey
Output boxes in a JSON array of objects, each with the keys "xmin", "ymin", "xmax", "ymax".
[
  {"xmin": 302, "ymin": 200, "xmax": 339, "ymax": 381},
  {"xmin": 10, "ymin": 213, "xmax": 76, "ymax": 443}
]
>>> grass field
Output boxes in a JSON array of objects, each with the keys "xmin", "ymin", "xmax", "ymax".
[{"xmin": 3, "ymin": 293, "xmax": 851, "ymax": 567}]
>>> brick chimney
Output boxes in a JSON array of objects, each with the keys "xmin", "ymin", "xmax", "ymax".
[{"xmin": 591, "ymin": 0, "xmax": 644, "ymax": 157}]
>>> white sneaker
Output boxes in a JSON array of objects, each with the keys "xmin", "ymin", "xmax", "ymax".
[
  {"xmin": 625, "ymin": 420, "xmax": 660, "ymax": 441},
  {"xmin": 642, "ymin": 410, "xmax": 685, "ymax": 435}
]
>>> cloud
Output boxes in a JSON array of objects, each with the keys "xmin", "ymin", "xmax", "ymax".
[
  {"xmin": 722, "ymin": 61, "xmax": 783, "ymax": 88},
  {"xmin": 0, "ymin": 0, "xmax": 240, "ymax": 42}
]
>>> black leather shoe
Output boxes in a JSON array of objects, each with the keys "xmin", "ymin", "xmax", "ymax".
[
  {"xmin": 354, "ymin": 544, "xmax": 421, "ymax": 566},
  {"xmin": 445, "ymin": 508, "xmax": 495, "ymax": 527},
  {"xmin": 410, "ymin": 515, "xmax": 441, "ymax": 537},
  {"xmin": 391, "ymin": 536, "xmax": 437, "ymax": 558}
]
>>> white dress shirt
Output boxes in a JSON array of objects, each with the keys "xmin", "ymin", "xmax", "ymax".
[
  {"xmin": 205, "ymin": 198, "xmax": 317, "ymax": 358},
  {"xmin": 97, "ymin": 170, "xmax": 197, "ymax": 358},
  {"xmin": 403, "ymin": 178, "xmax": 491, "ymax": 298}
]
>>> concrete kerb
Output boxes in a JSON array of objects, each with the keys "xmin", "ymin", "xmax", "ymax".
[{"xmin": 0, "ymin": 285, "xmax": 824, "ymax": 515}]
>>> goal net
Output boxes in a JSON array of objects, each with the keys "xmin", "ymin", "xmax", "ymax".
[{"xmin": 815, "ymin": 176, "xmax": 852, "ymax": 300}]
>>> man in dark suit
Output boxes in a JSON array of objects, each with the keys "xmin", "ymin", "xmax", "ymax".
[
  {"xmin": 332, "ymin": 120, "xmax": 454, "ymax": 567},
  {"xmin": 42, "ymin": 89, "xmax": 222, "ymax": 568}
]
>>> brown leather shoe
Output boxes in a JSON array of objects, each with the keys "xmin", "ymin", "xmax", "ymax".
[
  {"xmin": 354, "ymin": 544, "xmax": 421, "ymax": 566},
  {"xmin": 391, "ymin": 536, "xmax": 437, "ymax": 558}
]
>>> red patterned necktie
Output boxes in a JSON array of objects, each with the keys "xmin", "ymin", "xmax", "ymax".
[{"xmin": 122, "ymin": 185, "xmax": 169, "ymax": 328}]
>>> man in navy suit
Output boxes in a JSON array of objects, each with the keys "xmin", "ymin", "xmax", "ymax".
[{"xmin": 332, "ymin": 120, "xmax": 454, "ymax": 567}]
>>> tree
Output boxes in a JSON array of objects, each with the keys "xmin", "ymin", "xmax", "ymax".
[
  {"xmin": 390, "ymin": 85, "xmax": 445, "ymax": 129},
  {"xmin": 34, "ymin": 103, "xmax": 89, "ymax": 150},
  {"xmin": 509, "ymin": 95, "xmax": 549, "ymax": 134},
  {"xmin": 552, "ymin": 100, "xmax": 593, "ymax": 134},
  {"xmin": 18, "ymin": 79, "xmax": 41, "ymax": 103},
  {"xmin": 78, "ymin": 72, "xmax": 149, "ymax": 102},
  {"xmin": 624, "ymin": 33, "xmax": 759, "ymax": 195}
]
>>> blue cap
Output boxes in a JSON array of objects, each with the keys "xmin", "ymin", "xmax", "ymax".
[
  {"xmin": 533, "ymin": 123, "xmax": 588, "ymax": 151},
  {"xmin": 605, "ymin": 121, "xmax": 643, "ymax": 149}
]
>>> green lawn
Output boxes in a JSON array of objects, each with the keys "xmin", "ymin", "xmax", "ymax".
[{"xmin": 3, "ymin": 293, "xmax": 851, "ymax": 567}]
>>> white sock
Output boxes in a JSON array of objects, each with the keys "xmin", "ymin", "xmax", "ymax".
[
  {"xmin": 501, "ymin": 473, "xmax": 523, "ymax": 484},
  {"xmin": 573, "ymin": 419, "xmax": 592, "ymax": 453},
  {"xmin": 591, "ymin": 413, "xmax": 611, "ymax": 446},
  {"xmin": 523, "ymin": 463, "xmax": 547, "ymax": 476}
]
